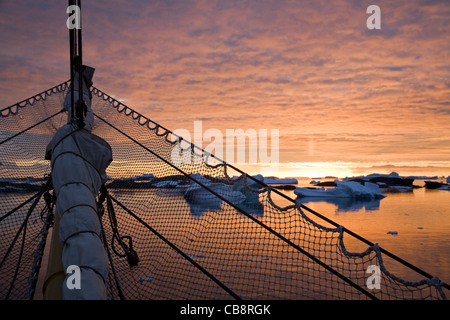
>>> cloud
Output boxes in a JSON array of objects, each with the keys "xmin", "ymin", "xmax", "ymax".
[{"xmin": 1, "ymin": 0, "xmax": 449, "ymax": 175}]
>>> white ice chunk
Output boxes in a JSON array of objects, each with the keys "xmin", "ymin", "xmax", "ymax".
[{"xmin": 294, "ymin": 180, "xmax": 386, "ymax": 200}]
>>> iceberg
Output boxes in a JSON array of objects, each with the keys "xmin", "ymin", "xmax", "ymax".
[
  {"xmin": 345, "ymin": 172, "xmax": 415, "ymax": 191},
  {"xmin": 153, "ymin": 180, "xmax": 179, "ymax": 188},
  {"xmin": 183, "ymin": 173, "xmax": 267, "ymax": 216},
  {"xmin": 424, "ymin": 181, "xmax": 450, "ymax": 190},
  {"xmin": 139, "ymin": 276, "xmax": 154, "ymax": 283},
  {"xmin": 294, "ymin": 180, "xmax": 386, "ymax": 200},
  {"xmin": 184, "ymin": 184, "xmax": 246, "ymax": 206},
  {"xmin": 263, "ymin": 177, "xmax": 298, "ymax": 185},
  {"xmin": 184, "ymin": 173, "xmax": 246, "ymax": 207},
  {"xmin": 407, "ymin": 175, "xmax": 438, "ymax": 180},
  {"xmin": 130, "ymin": 173, "xmax": 155, "ymax": 181},
  {"xmin": 233, "ymin": 174, "xmax": 264, "ymax": 199},
  {"xmin": 0, "ymin": 177, "xmax": 47, "ymax": 193},
  {"xmin": 296, "ymin": 196, "xmax": 382, "ymax": 212},
  {"xmin": 232, "ymin": 174, "xmax": 265, "ymax": 215}
]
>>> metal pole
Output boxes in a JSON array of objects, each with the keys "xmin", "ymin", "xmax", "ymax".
[
  {"xmin": 77, "ymin": 0, "xmax": 83, "ymax": 108},
  {"xmin": 69, "ymin": 0, "xmax": 75, "ymax": 122},
  {"xmin": 75, "ymin": 0, "xmax": 85, "ymax": 128}
]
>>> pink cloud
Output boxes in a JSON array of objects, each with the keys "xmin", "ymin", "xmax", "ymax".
[{"xmin": 1, "ymin": 0, "xmax": 449, "ymax": 175}]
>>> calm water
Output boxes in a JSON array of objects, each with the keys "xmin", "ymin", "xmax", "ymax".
[
  {"xmin": 279, "ymin": 177, "xmax": 450, "ymax": 284},
  {"xmin": 1, "ymin": 177, "xmax": 449, "ymax": 299}
]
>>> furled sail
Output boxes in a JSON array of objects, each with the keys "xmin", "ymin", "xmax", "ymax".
[{"xmin": 45, "ymin": 71, "xmax": 112, "ymax": 299}]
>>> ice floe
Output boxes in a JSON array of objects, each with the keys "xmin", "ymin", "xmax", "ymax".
[
  {"xmin": 263, "ymin": 177, "xmax": 298, "ymax": 185},
  {"xmin": 184, "ymin": 173, "xmax": 246, "ymax": 207},
  {"xmin": 294, "ymin": 180, "xmax": 386, "ymax": 200}
]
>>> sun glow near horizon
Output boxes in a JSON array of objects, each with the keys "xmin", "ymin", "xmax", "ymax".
[{"xmin": 233, "ymin": 161, "xmax": 450, "ymax": 179}]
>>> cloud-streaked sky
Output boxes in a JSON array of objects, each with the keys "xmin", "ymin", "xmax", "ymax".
[{"xmin": 1, "ymin": 0, "xmax": 449, "ymax": 177}]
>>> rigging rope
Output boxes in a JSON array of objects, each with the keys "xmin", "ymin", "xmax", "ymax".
[
  {"xmin": 90, "ymin": 86, "xmax": 447, "ymax": 290},
  {"xmin": 92, "ymin": 89, "xmax": 450, "ymax": 293},
  {"xmin": 1, "ymin": 81, "xmax": 448, "ymax": 300},
  {"xmin": 1, "ymin": 178, "xmax": 52, "ymax": 299},
  {"xmin": 26, "ymin": 181, "xmax": 55, "ymax": 300},
  {"xmin": 107, "ymin": 192, "xmax": 242, "ymax": 300},
  {"xmin": 94, "ymin": 111, "xmax": 377, "ymax": 300}
]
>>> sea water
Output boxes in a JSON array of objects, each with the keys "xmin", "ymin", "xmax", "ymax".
[
  {"xmin": 280, "ymin": 177, "xmax": 450, "ymax": 284},
  {"xmin": 1, "ymin": 176, "xmax": 449, "ymax": 298}
]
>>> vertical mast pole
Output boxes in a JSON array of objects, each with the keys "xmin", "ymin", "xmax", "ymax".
[
  {"xmin": 77, "ymin": 0, "xmax": 83, "ymax": 124},
  {"xmin": 69, "ymin": 0, "xmax": 75, "ymax": 122},
  {"xmin": 42, "ymin": 0, "xmax": 78, "ymax": 300}
]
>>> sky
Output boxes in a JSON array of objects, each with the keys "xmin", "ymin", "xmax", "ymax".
[{"xmin": 1, "ymin": 0, "xmax": 449, "ymax": 178}]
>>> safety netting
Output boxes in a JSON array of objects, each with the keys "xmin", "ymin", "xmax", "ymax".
[{"xmin": 1, "ymin": 81, "xmax": 448, "ymax": 300}]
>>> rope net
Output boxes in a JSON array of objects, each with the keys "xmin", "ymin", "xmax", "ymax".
[{"xmin": 1, "ymin": 81, "xmax": 448, "ymax": 300}]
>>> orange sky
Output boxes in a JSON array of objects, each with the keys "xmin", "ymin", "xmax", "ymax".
[{"xmin": 1, "ymin": 0, "xmax": 449, "ymax": 178}]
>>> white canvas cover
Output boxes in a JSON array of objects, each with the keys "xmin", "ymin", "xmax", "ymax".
[{"xmin": 46, "ymin": 74, "xmax": 112, "ymax": 299}]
